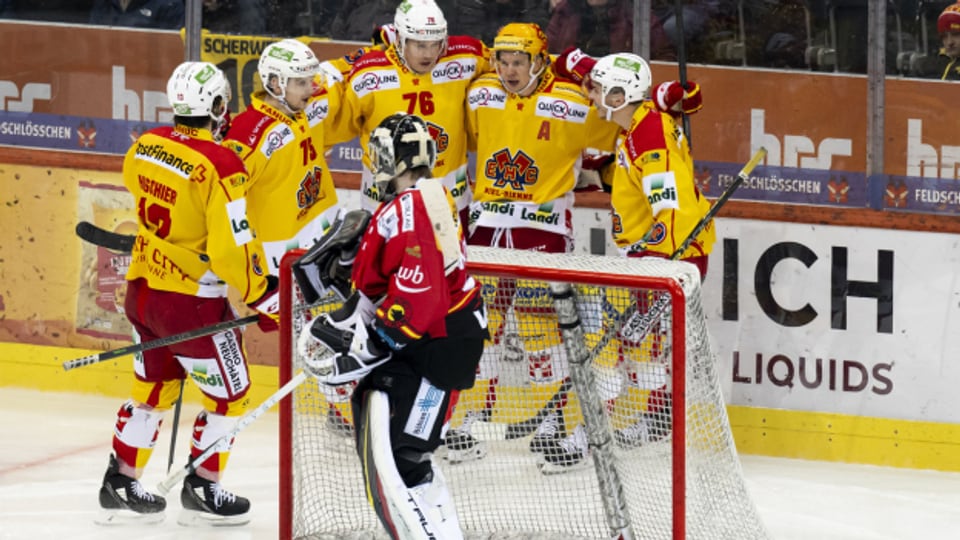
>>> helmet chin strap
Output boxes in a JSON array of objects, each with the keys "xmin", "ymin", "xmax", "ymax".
[
  {"xmin": 266, "ymin": 83, "xmax": 300, "ymax": 115},
  {"xmin": 601, "ymin": 88, "xmax": 628, "ymax": 122},
  {"xmin": 496, "ymin": 57, "xmax": 545, "ymax": 97}
]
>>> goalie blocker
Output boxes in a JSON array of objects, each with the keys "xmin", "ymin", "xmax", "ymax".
[{"xmin": 292, "ymin": 209, "xmax": 371, "ymax": 303}]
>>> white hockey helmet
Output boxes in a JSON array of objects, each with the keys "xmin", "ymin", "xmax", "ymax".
[
  {"xmin": 394, "ymin": 0, "xmax": 447, "ymax": 57},
  {"xmin": 166, "ymin": 61, "xmax": 231, "ymax": 125},
  {"xmin": 258, "ymin": 39, "xmax": 321, "ymax": 101},
  {"xmin": 589, "ymin": 53, "xmax": 652, "ymax": 117}
]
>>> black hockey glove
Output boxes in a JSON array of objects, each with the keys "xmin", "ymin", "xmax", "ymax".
[{"xmin": 292, "ymin": 209, "xmax": 371, "ymax": 303}]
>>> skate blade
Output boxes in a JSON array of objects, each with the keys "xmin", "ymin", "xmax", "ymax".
[
  {"xmin": 537, "ymin": 454, "xmax": 592, "ymax": 476},
  {"xmin": 442, "ymin": 442, "xmax": 488, "ymax": 464},
  {"xmin": 95, "ymin": 508, "xmax": 165, "ymax": 526},
  {"xmin": 177, "ymin": 508, "xmax": 250, "ymax": 527}
]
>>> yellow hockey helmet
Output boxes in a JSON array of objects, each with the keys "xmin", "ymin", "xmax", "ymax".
[{"xmin": 492, "ymin": 23, "xmax": 549, "ymax": 63}]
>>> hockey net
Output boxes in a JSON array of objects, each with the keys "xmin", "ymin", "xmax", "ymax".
[{"xmin": 278, "ymin": 246, "xmax": 768, "ymax": 540}]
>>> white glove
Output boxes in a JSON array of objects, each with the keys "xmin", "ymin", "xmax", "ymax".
[{"xmin": 318, "ymin": 60, "xmax": 343, "ymax": 84}]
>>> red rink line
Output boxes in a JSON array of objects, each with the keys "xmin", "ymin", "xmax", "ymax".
[{"xmin": 0, "ymin": 441, "xmax": 104, "ymax": 477}]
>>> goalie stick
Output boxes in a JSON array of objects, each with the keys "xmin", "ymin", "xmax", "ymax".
[
  {"xmin": 75, "ymin": 221, "xmax": 135, "ymax": 252},
  {"xmin": 593, "ymin": 146, "xmax": 768, "ymax": 355},
  {"xmin": 156, "ymin": 368, "xmax": 317, "ymax": 495}
]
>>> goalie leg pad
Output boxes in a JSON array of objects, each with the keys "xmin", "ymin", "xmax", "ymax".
[
  {"xmin": 352, "ymin": 363, "xmax": 451, "ymax": 482},
  {"xmin": 359, "ymin": 390, "xmax": 463, "ymax": 540}
]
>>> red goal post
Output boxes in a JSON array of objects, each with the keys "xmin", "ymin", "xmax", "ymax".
[{"xmin": 278, "ymin": 246, "xmax": 768, "ymax": 540}]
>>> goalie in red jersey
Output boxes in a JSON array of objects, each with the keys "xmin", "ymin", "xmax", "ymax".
[{"xmin": 298, "ymin": 113, "xmax": 488, "ymax": 539}]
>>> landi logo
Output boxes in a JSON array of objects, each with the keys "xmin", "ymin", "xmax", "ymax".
[{"xmin": 0, "ymin": 80, "xmax": 52, "ymax": 112}]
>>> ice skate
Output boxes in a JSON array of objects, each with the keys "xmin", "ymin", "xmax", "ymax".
[
  {"xmin": 178, "ymin": 473, "xmax": 250, "ymax": 526},
  {"xmin": 616, "ymin": 396, "xmax": 672, "ymax": 448},
  {"xmin": 96, "ymin": 453, "xmax": 166, "ymax": 525},
  {"xmin": 614, "ymin": 412, "xmax": 670, "ymax": 448},
  {"xmin": 528, "ymin": 410, "xmax": 561, "ymax": 453},
  {"xmin": 538, "ymin": 425, "xmax": 590, "ymax": 475},
  {"xmin": 443, "ymin": 411, "xmax": 488, "ymax": 464}
]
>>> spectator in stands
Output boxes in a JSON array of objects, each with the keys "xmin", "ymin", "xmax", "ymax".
[
  {"xmin": 201, "ymin": 0, "xmax": 266, "ymax": 34},
  {"xmin": 0, "ymin": 0, "xmax": 93, "ymax": 22},
  {"xmin": 548, "ymin": 0, "xmax": 669, "ymax": 57},
  {"xmin": 453, "ymin": 0, "xmax": 550, "ymax": 44},
  {"xmin": 89, "ymin": 0, "xmax": 184, "ymax": 29},
  {"xmin": 929, "ymin": 2, "xmax": 960, "ymax": 79},
  {"xmin": 328, "ymin": 0, "xmax": 394, "ymax": 41}
]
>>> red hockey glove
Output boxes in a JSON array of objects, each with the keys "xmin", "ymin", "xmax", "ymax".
[
  {"xmin": 372, "ymin": 23, "xmax": 397, "ymax": 47},
  {"xmin": 653, "ymin": 80, "xmax": 703, "ymax": 116},
  {"xmin": 248, "ymin": 275, "xmax": 280, "ymax": 333},
  {"xmin": 554, "ymin": 46, "xmax": 597, "ymax": 85}
]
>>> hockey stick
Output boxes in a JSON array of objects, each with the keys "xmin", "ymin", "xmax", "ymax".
[
  {"xmin": 167, "ymin": 381, "xmax": 184, "ymax": 473},
  {"xmin": 62, "ymin": 314, "xmax": 260, "ymax": 371},
  {"xmin": 592, "ymin": 146, "xmax": 767, "ymax": 354},
  {"xmin": 63, "ymin": 293, "xmax": 333, "ymax": 372},
  {"xmin": 674, "ymin": 0, "xmax": 691, "ymax": 148},
  {"xmin": 156, "ymin": 369, "xmax": 314, "ymax": 495},
  {"xmin": 76, "ymin": 221, "xmax": 135, "ymax": 252}
]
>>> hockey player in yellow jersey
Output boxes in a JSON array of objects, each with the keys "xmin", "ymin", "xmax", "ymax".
[
  {"xmin": 331, "ymin": 0, "xmax": 489, "ymax": 218},
  {"xmin": 97, "ymin": 62, "xmax": 279, "ymax": 527},
  {"xmin": 466, "ymin": 23, "xmax": 620, "ymax": 249},
  {"xmin": 446, "ymin": 22, "xmax": 621, "ymax": 473},
  {"xmin": 223, "ymin": 39, "xmax": 343, "ymax": 276},
  {"xmin": 587, "ymin": 52, "xmax": 715, "ymax": 268},
  {"xmin": 586, "ymin": 52, "xmax": 715, "ymax": 450}
]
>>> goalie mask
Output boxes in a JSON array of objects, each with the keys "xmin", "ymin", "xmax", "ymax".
[
  {"xmin": 588, "ymin": 53, "xmax": 652, "ymax": 120},
  {"xmin": 368, "ymin": 113, "xmax": 437, "ymax": 200},
  {"xmin": 166, "ymin": 61, "xmax": 231, "ymax": 128},
  {"xmin": 259, "ymin": 39, "xmax": 321, "ymax": 110}
]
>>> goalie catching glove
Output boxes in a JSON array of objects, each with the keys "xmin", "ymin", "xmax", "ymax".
[
  {"xmin": 292, "ymin": 209, "xmax": 372, "ymax": 303},
  {"xmin": 297, "ymin": 292, "xmax": 390, "ymax": 385}
]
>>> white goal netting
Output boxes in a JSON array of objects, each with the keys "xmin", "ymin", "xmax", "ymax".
[{"xmin": 278, "ymin": 247, "xmax": 769, "ymax": 540}]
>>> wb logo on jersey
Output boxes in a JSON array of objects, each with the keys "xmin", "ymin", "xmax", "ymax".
[{"xmin": 485, "ymin": 148, "xmax": 539, "ymax": 190}]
